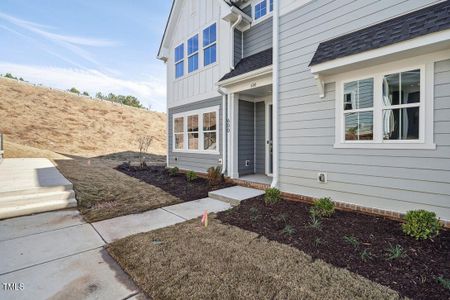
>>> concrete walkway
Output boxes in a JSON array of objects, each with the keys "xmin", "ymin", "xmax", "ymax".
[
  {"xmin": 0, "ymin": 158, "xmax": 76, "ymax": 219},
  {"xmin": 0, "ymin": 209, "xmax": 140, "ymax": 299}
]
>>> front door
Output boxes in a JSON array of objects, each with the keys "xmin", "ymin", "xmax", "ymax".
[{"xmin": 266, "ymin": 102, "xmax": 273, "ymax": 176}]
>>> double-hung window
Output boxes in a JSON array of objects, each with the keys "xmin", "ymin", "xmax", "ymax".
[
  {"xmin": 335, "ymin": 61, "xmax": 431, "ymax": 149},
  {"xmin": 174, "ymin": 44, "xmax": 184, "ymax": 78},
  {"xmin": 254, "ymin": 0, "xmax": 273, "ymax": 21},
  {"xmin": 173, "ymin": 106, "xmax": 219, "ymax": 153},
  {"xmin": 203, "ymin": 23, "xmax": 216, "ymax": 66},
  {"xmin": 187, "ymin": 35, "xmax": 199, "ymax": 73}
]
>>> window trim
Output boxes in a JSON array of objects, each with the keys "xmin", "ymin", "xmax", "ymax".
[
  {"xmin": 203, "ymin": 23, "xmax": 217, "ymax": 67},
  {"xmin": 333, "ymin": 57, "xmax": 435, "ymax": 150},
  {"xmin": 174, "ymin": 43, "xmax": 184, "ymax": 79},
  {"xmin": 172, "ymin": 106, "xmax": 220, "ymax": 154},
  {"xmin": 187, "ymin": 34, "xmax": 199, "ymax": 73},
  {"xmin": 252, "ymin": 0, "xmax": 273, "ymax": 24},
  {"xmin": 173, "ymin": 116, "xmax": 184, "ymax": 150}
]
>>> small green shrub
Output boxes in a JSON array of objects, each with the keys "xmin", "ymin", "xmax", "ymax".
[
  {"xmin": 186, "ymin": 170, "xmax": 197, "ymax": 182},
  {"xmin": 264, "ymin": 188, "xmax": 281, "ymax": 205},
  {"xmin": 249, "ymin": 207, "xmax": 261, "ymax": 222},
  {"xmin": 310, "ymin": 197, "xmax": 335, "ymax": 218},
  {"xmin": 360, "ymin": 249, "xmax": 373, "ymax": 262},
  {"xmin": 436, "ymin": 276, "xmax": 450, "ymax": 290},
  {"xmin": 343, "ymin": 235, "xmax": 359, "ymax": 249},
  {"xmin": 168, "ymin": 167, "xmax": 179, "ymax": 177},
  {"xmin": 306, "ymin": 215, "xmax": 322, "ymax": 230},
  {"xmin": 402, "ymin": 210, "xmax": 442, "ymax": 240},
  {"xmin": 282, "ymin": 225, "xmax": 296, "ymax": 236},
  {"xmin": 385, "ymin": 243, "xmax": 407, "ymax": 260},
  {"xmin": 313, "ymin": 237, "xmax": 324, "ymax": 247},
  {"xmin": 207, "ymin": 166, "xmax": 222, "ymax": 186}
]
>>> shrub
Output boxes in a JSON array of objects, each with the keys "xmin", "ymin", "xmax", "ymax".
[
  {"xmin": 310, "ymin": 197, "xmax": 335, "ymax": 218},
  {"xmin": 436, "ymin": 276, "xmax": 450, "ymax": 290},
  {"xmin": 343, "ymin": 235, "xmax": 359, "ymax": 249},
  {"xmin": 264, "ymin": 188, "xmax": 281, "ymax": 205},
  {"xmin": 306, "ymin": 214, "xmax": 322, "ymax": 230},
  {"xmin": 69, "ymin": 87, "xmax": 80, "ymax": 95},
  {"xmin": 207, "ymin": 166, "xmax": 222, "ymax": 186},
  {"xmin": 282, "ymin": 225, "xmax": 296, "ymax": 236},
  {"xmin": 385, "ymin": 243, "xmax": 407, "ymax": 260},
  {"xmin": 402, "ymin": 210, "xmax": 442, "ymax": 240},
  {"xmin": 186, "ymin": 170, "xmax": 197, "ymax": 182},
  {"xmin": 168, "ymin": 167, "xmax": 179, "ymax": 177},
  {"xmin": 360, "ymin": 249, "xmax": 373, "ymax": 262}
]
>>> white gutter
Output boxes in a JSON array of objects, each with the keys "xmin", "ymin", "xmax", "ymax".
[
  {"xmin": 230, "ymin": 14, "xmax": 243, "ymax": 70},
  {"xmin": 271, "ymin": 0, "xmax": 279, "ymax": 188},
  {"xmin": 217, "ymin": 87, "xmax": 228, "ymax": 175}
]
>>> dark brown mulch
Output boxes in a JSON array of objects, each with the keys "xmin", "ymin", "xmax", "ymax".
[
  {"xmin": 217, "ymin": 197, "xmax": 450, "ymax": 300},
  {"xmin": 116, "ymin": 164, "xmax": 234, "ymax": 202}
]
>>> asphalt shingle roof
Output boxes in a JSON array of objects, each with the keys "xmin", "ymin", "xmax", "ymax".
[
  {"xmin": 220, "ymin": 48, "xmax": 272, "ymax": 82},
  {"xmin": 309, "ymin": 1, "xmax": 450, "ymax": 66}
]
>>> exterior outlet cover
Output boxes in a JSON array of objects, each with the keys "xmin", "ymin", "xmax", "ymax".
[
  {"xmin": 174, "ymin": 157, "xmax": 178, "ymax": 161},
  {"xmin": 318, "ymin": 172, "xmax": 327, "ymax": 183},
  {"xmin": 245, "ymin": 160, "xmax": 250, "ymax": 167},
  {"xmin": 218, "ymin": 158, "xmax": 223, "ymax": 164}
]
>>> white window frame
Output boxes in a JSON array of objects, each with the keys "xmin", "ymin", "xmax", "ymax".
[
  {"xmin": 333, "ymin": 54, "xmax": 436, "ymax": 150},
  {"xmin": 187, "ymin": 34, "xmax": 199, "ymax": 74},
  {"xmin": 174, "ymin": 43, "xmax": 184, "ymax": 79},
  {"xmin": 173, "ymin": 116, "xmax": 184, "ymax": 150},
  {"xmin": 252, "ymin": 0, "xmax": 273, "ymax": 24},
  {"xmin": 202, "ymin": 22, "xmax": 217, "ymax": 67},
  {"xmin": 172, "ymin": 106, "xmax": 220, "ymax": 154}
]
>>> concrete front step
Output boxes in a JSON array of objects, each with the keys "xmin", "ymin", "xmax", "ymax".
[
  {"xmin": 0, "ymin": 191, "xmax": 77, "ymax": 220},
  {"xmin": 0, "ymin": 184, "xmax": 73, "ymax": 199},
  {"xmin": 208, "ymin": 186, "xmax": 265, "ymax": 206}
]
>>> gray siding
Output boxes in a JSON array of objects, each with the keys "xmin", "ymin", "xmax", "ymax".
[
  {"xmin": 243, "ymin": 18, "xmax": 273, "ymax": 58},
  {"xmin": 168, "ymin": 97, "xmax": 222, "ymax": 173},
  {"xmin": 241, "ymin": 4, "xmax": 252, "ymax": 17},
  {"xmin": 234, "ymin": 29, "xmax": 242, "ymax": 66},
  {"xmin": 278, "ymin": 0, "xmax": 450, "ymax": 220},
  {"xmin": 238, "ymin": 100, "xmax": 255, "ymax": 175},
  {"xmin": 255, "ymin": 101, "xmax": 266, "ymax": 174}
]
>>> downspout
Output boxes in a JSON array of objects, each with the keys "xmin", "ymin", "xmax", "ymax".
[
  {"xmin": 217, "ymin": 87, "xmax": 228, "ymax": 175},
  {"xmin": 230, "ymin": 14, "xmax": 242, "ymax": 70},
  {"xmin": 271, "ymin": 0, "xmax": 279, "ymax": 188}
]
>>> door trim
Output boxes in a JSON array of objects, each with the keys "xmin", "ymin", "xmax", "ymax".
[{"xmin": 265, "ymin": 100, "xmax": 273, "ymax": 176}]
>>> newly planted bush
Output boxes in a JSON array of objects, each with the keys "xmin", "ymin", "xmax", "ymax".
[
  {"xmin": 385, "ymin": 243, "xmax": 407, "ymax": 260},
  {"xmin": 168, "ymin": 167, "xmax": 179, "ymax": 177},
  {"xmin": 264, "ymin": 188, "xmax": 281, "ymax": 205},
  {"xmin": 282, "ymin": 225, "xmax": 296, "ymax": 236},
  {"xmin": 249, "ymin": 207, "xmax": 261, "ymax": 222},
  {"xmin": 436, "ymin": 276, "xmax": 450, "ymax": 290},
  {"xmin": 306, "ymin": 214, "xmax": 322, "ymax": 230},
  {"xmin": 402, "ymin": 210, "xmax": 442, "ymax": 240},
  {"xmin": 360, "ymin": 249, "xmax": 374, "ymax": 262},
  {"xmin": 310, "ymin": 197, "xmax": 335, "ymax": 218},
  {"xmin": 186, "ymin": 170, "xmax": 198, "ymax": 182},
  {"xmin": 207, "ymin": 166, "xmax": 222, "ymax": 186},
  {"xmin": 343, "ymin": 235, "xmax": 359, "ymax": 249}
]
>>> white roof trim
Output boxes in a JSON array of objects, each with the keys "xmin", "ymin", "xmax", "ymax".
[
  {"xmin": 310, "ymin": 28, "xmax": 450, "ymax": 76},
  {"xmin": 217, "ymin": 65, "xmax": 272, "ymax": 86}
]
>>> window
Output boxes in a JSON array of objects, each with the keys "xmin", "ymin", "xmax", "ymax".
[
  {"xmin": 203, "ymin": 112, "xmax": 217, "ymax": 150},
  {"xmin": 343, "ymin": 78, "xmax": 374, "ymax": 140},
  {"xmin": 269, "ymin": 0, "xmax": 273, "ymax": 12},
  {"xmin": 174, "ymin": 117, "xmax": 184, "ymax": 150},
  {"xmin": 255, "ymin": 0, "xmax": 267, "ymax": 20},
  {"xmin": 187, "ymin": 115, "xmax": 199, "ymax": 150},
  {"xmin": 173, "ymin": 107, "xmax": 219, "ymax": 153},
  {"xmin": 382, "ymin": 70, "xmax": 420, "ymax": 140},
  {"xmin": 174, "ymin": 44, "xmax": 184, "ymax": 78},
  {"xmin": 335, "ymin": 62, "xmax": 432, "ymax": 149},
  {"xmin": 203, "ymin": 23, "xmax": 216, "ymax": 66},
  {"xmin": 187, "ymin": 35, "xmax": 199, "ymax": 73}
]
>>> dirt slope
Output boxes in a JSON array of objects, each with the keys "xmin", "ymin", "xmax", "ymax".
[{"xmin": 0, "ymin": 78, "xmax": 166, "ymax": 157}]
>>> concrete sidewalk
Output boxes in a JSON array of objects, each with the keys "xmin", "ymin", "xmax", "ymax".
[{"xmin": 0, "ymin": 210, "xmax": 139, "ymax": 299}]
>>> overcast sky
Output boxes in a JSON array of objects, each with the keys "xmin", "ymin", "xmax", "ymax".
[{"xmin": 0, "ymin": 0, "xmax": 172, "ymax": 111}]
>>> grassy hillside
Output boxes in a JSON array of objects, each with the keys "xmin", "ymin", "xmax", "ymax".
[{"xmin": 0, "ymin": 77, "xmax": 166, "ymax": 157}]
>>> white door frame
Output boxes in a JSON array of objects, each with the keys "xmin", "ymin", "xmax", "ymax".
[{"xmin": 265, "ymin": 99, "xmax": 273, "ymax": 176}]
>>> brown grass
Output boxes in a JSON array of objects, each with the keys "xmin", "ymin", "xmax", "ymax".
[
  {"xmin": 0, "ymin": 78, "xmax": 166, "ymax": 157},
  {"xmin": 55, "ymin": 157, "xmax": 181, "ymax": 223},
  {"xmin": 108, "ymin": 216, "xmax": 400, "ymax": 300}
]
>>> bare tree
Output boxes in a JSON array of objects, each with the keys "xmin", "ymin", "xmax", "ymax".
[{"xmin": 137, "ymin": 136, "xmax": 153, "ymax": 168}]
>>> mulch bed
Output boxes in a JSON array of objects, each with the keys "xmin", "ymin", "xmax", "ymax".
[
  {"xmin": 217, "ymin": 197, "xmax": 450, "ymax": 300},
  {"xmin": 116, "ymin": 164, "xmax": 234, "ymax": 202}
]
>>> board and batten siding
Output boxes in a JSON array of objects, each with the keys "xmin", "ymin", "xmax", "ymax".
[
  {"xmin": 278, "ymin": 0, "xmax": 450, "ymax": 220},
  {"xmin": 166, "ymin": 0, "xmax": 230, "ymax": 109},
  {"xmin": 243, "ymin": 17, "xmax": 273, "ymax": 58},
  {"xmin": 168, "ymin": 97, "xmax": 223, "ymax": 173}
]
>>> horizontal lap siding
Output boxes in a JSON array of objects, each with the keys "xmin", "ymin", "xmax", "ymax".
[
  {"xmin": 234, "ymin": 29, "xmax": 242, "ymax": 66},
  {"xmin": 243, "ymin": 18, "xmax": 273, "ymax": 58},
  {"xmin": 168, "ymin": 97, "xmax": 222, "ymax": 173},
  {"xmin": 278, "ymin": 0, "xmax": 450, "ymax": 220},
  {"xmin": 239, "ymin": 100, "xmax": 255, "ymax": 175}
]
